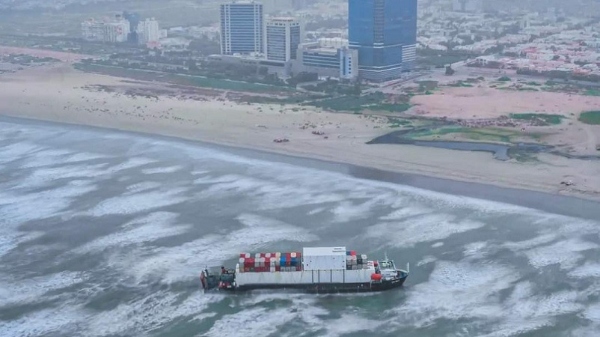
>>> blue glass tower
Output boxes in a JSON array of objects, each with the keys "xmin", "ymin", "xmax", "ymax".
[
  {"xmin": 220, "ymin": 1, "xmax": 264, "ymax": 55},
  {"xmin": 348, "ymin": 0, "xmax": 417, "ymax": 82}
]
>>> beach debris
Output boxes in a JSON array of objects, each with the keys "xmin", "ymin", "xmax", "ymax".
[
  {"xmin": 255, "ymin": 124, "xmax": 267, "ymax": 129},
  {"xmin": 312, "ymin": 131, "xmax": 324, "ymax": 135},
  {"xmin": 273, "ymin": 138, "xmax": 289, "ymax": 143},
  {"xmin": 560, "ymin": 180, "xmax": 574, "ymax": 186}
]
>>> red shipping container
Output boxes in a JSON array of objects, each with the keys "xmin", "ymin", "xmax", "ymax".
[
  {"xmin": 350, "ymin": 250, "xmax": 356, "ymax": 256},
  {"xmin": 296, "ymin": 266, "xmax": 302, "ymax": 271},
  {"xmin": 275, "ymin": 266, "xmax": 281, "ymax": 272},
  {"xmin": 244, "ymin": 258, "xmax": 255, "ymax": 266}
]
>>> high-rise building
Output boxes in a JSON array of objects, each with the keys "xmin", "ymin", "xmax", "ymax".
[
  {"xmin": 220, "ymin": 1, "xmax": 264, "ymax": 55},
  {"xmin": 81, "ymin": 16, "xmax": 130, "ymax": 43},
  {"xmin": 348, "ymin": 0, "xmax": 417, "ymax": 82},
  {"xmin": 104, "ymin": 20, "xmax": 130, "ymax": 43},
  {"xmin": 137, "ymin": 18, "xmax": 160, "ymax": 44},
  {"xmin": 81, "ymin": 19, "xmax": 106, "ymax": 41},
  {"xmin": 265, "ymin": 17, "xmax": 302, "ymax": 62}
]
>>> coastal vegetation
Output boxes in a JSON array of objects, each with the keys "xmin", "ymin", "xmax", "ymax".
[
  {"xmin": 448, "ymin": 80, "xmax": 474, "ymax": 87},
  {"xmin": 584, "ymin": 89, "xmax": 600, "ymax": 96},
  {"xmin": 579, "ymin": 111, "xmax": 600, "ymax": 125},
  {"xmin": 304, "ymin": 93, "xmax": 411, "ymax": 113},
  {"xmin": 74, "ymin": 63, "xmax": 291, "ymax": 93},
  {"xmin": 509, "ymin": 113, "xmax": 564, "ymax": 125}
]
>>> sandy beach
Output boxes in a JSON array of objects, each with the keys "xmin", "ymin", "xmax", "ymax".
[{"xmin": 1, "ymin": 63, "xmax": 599, "ymax": 201}]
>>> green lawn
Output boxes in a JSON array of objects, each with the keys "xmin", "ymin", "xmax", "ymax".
[
  {"xmin": 509, "ymin": 113, "xmax": 564, "ymax": 125},
  {"xmin": 579, "ymin": 111, "xmax": 600, "ymax": 125}
]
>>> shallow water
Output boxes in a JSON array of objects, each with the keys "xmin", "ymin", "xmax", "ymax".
[{"xmin": 1, "ymin": 119, "xmax": 600, "ymax": 337}]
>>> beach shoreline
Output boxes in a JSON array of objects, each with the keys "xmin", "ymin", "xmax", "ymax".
[
  {"xmin": 1, "ymin": 64, "xmax": 599, "ymax": 202},
  {"xmin": 3, "ymin": 114, "xmax": 600, "ymax": 220}
]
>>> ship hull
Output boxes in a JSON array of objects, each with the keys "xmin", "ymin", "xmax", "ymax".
[{"xmin": 218, "ymin": 275, "xmax": 407, "ymax": 294}]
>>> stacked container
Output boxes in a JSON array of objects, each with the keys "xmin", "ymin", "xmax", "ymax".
[
  {"xmin": 238, "ymin": 251, "xmax": 302, "ymax": 272},
  {"xmin": 346, "ymin": 251, "xmax": 369, "ymax": 270}
]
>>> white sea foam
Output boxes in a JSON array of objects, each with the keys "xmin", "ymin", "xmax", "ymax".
[
  {"xmin": 125, "ymin": 181, "xmax": 162, "ymax": 194},
  {"xmin": 18, "ymin": 148, "xmax": 74, "ymax": 168},
  {"xmin": 0, "ymin": 306, "xmax": 85, "ymax": 337},
  {"xmin": 329, "ymin": 199, "xmax": 380, "ymax": 223},
  {"xmin": 193, "ymin": 174, "xmax": 240, "ymax": 185},
  {"xmin": 307, "ymin": 207, "xmax": 326, "ymax": 215},
  {"xmin": 72, "ymin": 212, "xmax": 191, "ymax": 254},
  {"xmin": 204, "ymin": 306, "xmax": 297, "ymax": 337},
  {"xmin": 103, "ymin": 157, "xmax": 157, "ymax": 173},
  {"xmin": 0, "ymin": 180, "xmax": 97, "ymax": 225},
  {"xmin": 17, "ymin": 163, "xmax": 107, "ymax": 188},
  {"xmin": 325, "ymin": 314, "xmax": 383, "ymax": 336},
  {"xmin": 583, "ymin": 302, "xmax": 600, "ymax": 323},
  {"xmin": 522, "ymin": 239, "xmax": 598, "ymax": 270},
  {"xmin": 141, "ymin": 165, "xmax": 183, "ymax": 174},
  {"xmin": 503, "ymin": 233, "xmax": 558, "ymax": 251},
  {"xmin": 85, "ymin": 291, "xmax": 220, "ymax": 336},
  {"xmin": 62, "ymin": 152, "xmax": 107, "ymax": 163},
  {"xmin": 0, "ymin": 142, "xmax": 44, "ymax": 163},
  {"xmin": 0, "ymin": 230, "xmax": 44, "ymax": 259},
  {"xmin": 463, "ymin": 241, "xmax": 491, "ymax": 259},
  {"xmin": 191, "ymin": 170, "xmax": 209, "ymax": 175},
  {"xmin": 86, "ymin": 188, "xmax": 188, "ymax": 217},
  {"xmin": 380, "ymin": 205, "xmax": 433, "ymax": 220},
  {"xmin": 197, "ymin": 174, "xmax": 348, "ymax": 210},
  {"xmin": 416, "ymin": 255, "xmax": 437, "ymax": 267},
  {"xmin": 475, "ymin": 282, "xmax": 585, "ymax": 336},
  {"xmin": 365, "ymin": 214, "xmax": 485, "ymax": 247},
  {"xmin": 386, "ymin": 260, "xmax": 520, "ymax": 328},
  {"xmin": 0, "ymin": 271, "xmax": 88, "ymax": 307},
  {"xmin": 569, "ymin": 263, "xmax": 600, "ymax": 279},
  {"xmin": 122, "ymin": 213, "xmax": 318, "ymax": 283}
]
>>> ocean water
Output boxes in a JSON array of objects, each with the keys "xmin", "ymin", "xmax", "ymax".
[{"xmin": 1, "ymin": 119, "xmax": 600, "ymax": 337}]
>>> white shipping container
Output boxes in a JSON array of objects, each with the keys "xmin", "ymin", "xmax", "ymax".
[
  {"xmin": 303, "ymin": 247, "xmax": 347, "ymax": 256},
  {"xmin": 303, "ymin": 254, "xmax": 346, "ymax": 271},
  {"xmin": 234, "ymin": 264, "xmax": 376, "ymax": 287}
]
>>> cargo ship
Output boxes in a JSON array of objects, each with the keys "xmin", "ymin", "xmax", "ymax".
[{"xmin": 200, "ymin": 247, "xmax": 409, "ymax": 294}]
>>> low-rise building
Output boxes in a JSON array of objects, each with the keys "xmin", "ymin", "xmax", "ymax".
[{"xmin": 292, "ymin": 39, "xmax": 358, "ymax": 80}]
